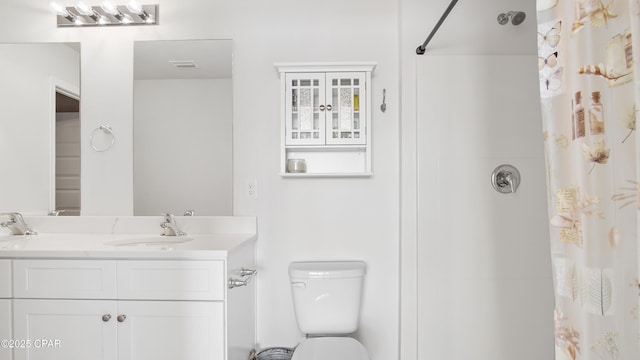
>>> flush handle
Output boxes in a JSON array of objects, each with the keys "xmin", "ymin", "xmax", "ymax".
[{"xmin": 290, "ymin": 281, "xmax": 306, "ymax": 289}]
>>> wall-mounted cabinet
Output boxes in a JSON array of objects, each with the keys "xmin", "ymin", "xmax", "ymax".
[{"xmin": 276, "ymin": 63, "xmax": 376, "ymax": 177}]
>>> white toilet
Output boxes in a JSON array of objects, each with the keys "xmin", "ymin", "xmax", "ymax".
[{"xmin": 288, "ymin": 261, "xmax": 370, "ymax": 360}]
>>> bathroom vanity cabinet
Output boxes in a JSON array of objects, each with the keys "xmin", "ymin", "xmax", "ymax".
[
  {"xmin": 0, "ymin": 260, "xmax": 11, "ymax": 360},
  {"xmin": 0, "ymin": 216, "xmax": 257, "ymax": 360},
  {"xmin": 276, "ymin": 63, "xmax": 376, "ymax": 177},
  {"xmin": 11, "ymin": 260, "xmax": 231, "ymax": 360},
  {"xmin": 13, "ymin": 297, "xmax": 224, "ymax": 360},
  {"xmin": 7, "ymin": 253, "xmax": 254, "ymax": 360}
]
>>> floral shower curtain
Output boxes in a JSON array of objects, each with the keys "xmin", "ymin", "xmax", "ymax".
[{"xmin": 537, "ymin": 0, "xmax": 640, "ymax": 359}]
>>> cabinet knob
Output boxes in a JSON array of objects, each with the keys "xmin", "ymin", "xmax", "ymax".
[
  {"xmin": 117, "ymin": 314, "xmax": 127, "ymax": 323},
  {"xmin": 319, "ymin": 104, "xmax": 325, "ymax": 111},
  {"xmin": 326, "ymin": 104, "xmax": 333, "ymax": 111},
  {"xmin": 102, "ymin": 314, "xmax": 112, "ymax": 322}
]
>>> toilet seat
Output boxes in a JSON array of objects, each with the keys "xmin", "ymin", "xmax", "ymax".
[{"xmin": 291, "ymin": 337, "xmax": 369, "ymax": 360}]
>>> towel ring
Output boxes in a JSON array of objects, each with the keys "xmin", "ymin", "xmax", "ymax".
[{"xmin": 90, "ymin": 125, "xmax": 115, "ymax": 152}]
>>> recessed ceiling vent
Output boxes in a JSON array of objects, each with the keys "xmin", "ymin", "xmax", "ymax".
[{"xmin": 169, "ymin": 60, "xmax": 198, "ymax": 68}]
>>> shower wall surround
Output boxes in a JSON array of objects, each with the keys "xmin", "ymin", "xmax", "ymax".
[
  {"xmin": 414, "ymin": 55, "xmax": 553, "ymax": 359},
  {"xmin": 400, "ymin": 1, "xmax": 551, "ymax": 360}
]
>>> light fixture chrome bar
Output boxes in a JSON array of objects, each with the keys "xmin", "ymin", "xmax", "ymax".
[{"xmin": 56, "ymin": 4, "xmax": 158, "ymax": 27}]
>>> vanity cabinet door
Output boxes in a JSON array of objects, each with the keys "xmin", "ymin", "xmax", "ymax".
[
  {"xmin": 13, "ymin": 299, "xmax": 117, "ymax": 360},
  {"xmin": 0, "ymin": 300, "xmax": 10, "ymax": 360},
  {"xmin": 117, "ymin": 301, "xmax": 225, "ymax": 360}
]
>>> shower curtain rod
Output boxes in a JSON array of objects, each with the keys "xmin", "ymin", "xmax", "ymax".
[{"xmin": 416, "ymin": 0, "xmax": 459, "ymax": 55}]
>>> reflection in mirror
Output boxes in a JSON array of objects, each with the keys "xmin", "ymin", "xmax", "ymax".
[
  {"xmin": 55, "ymin": 90, "xmax": 81, "ymax": 215},
  {"xmin": 133, "ymin": 40, "xmax": 233, "ymax": 216},
  {"xmin": 0, "ymin": 43, "xmax": 80, "ymax": 216}
]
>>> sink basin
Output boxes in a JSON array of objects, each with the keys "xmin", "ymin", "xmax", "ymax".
[{"xmin": 106, "ymin": 236, "xmax": 194, "ymax": 247}]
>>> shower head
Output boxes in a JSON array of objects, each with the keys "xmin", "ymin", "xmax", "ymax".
[
  {"xmin": 511, "ymin": 11, "xmax": 526, "ymax": 25},
  {"xmin": 497, "ymin": 11, "xmax": 526, "ymax": 26}
]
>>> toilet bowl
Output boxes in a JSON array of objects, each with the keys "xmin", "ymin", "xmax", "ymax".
[{"xmin": 289, "ymin": 261, "xmax": 370, "ymax": 360}]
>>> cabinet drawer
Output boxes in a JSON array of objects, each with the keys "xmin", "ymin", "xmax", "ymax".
[
  {"xmin": 13, "ymin": 260, "xmax": 117, "ymax": 299},
  {"xmin": 0, "ymin": 260, "xmax": 10, "ymax": 298},
  {"xmin": 117, "ymin": 260, "xmax": 225, "ymax": 301}
]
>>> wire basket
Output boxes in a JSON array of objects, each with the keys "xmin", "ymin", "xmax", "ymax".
[{"xmin": 253, "ymin": 347, "xmax": 294, "ymax": 360}]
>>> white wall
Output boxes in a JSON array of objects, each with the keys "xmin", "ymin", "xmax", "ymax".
[
  {"xmin": 0, "ymin": 0, "xmax": 399, "ymax": 359},
  {"xmin": 0, "ymin": 43, "xmax": 79, "ymax": 214},
  {"xmin": 400, "ymin": 1, "xmax": 554, "ymax": 359},
  {"xmin": 133, "ymin": 78, "xmax": 233, "ymax": 216}
]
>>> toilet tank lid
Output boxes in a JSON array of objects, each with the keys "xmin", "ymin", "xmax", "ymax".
[{"xmin": 289, "ymin": 261, "xmax": 366, "ymax": 279}]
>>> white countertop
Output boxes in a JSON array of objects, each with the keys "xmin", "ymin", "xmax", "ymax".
[
  {"xmin": 0, "ymin": 233, "xmax": 256, "ymax": 259},
  {"xmin": 0, "ymin": 216, "xmax": 257, "ymax": 260}
]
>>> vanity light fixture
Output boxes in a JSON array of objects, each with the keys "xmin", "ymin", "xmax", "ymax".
[
  {"xmin": 100, "ymin": 0, "xmax": 133, "ymax": 24},
  {"xmin": 50, "ymin": 0, "xmax": 158, "ymax": 27}
]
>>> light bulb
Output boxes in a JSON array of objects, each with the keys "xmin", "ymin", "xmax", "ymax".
[
  {"xmin": 49, "ymin": 1, "xmax": 70, "ymax": 16},
  {"xmin": 74, "ymin": 1, "xmax": 94, "ymax": 16},
  {"xmin": 125, "ymin": 0, "xmax": 143, "ymax": 14},
  {"xmin": 121, "ymin": 14, "xmax": 134, "ymax": 24},
  {"xmin": 97, "ymin": 15, "xmax": 110, "ymax": 25},
  {"xmin": 101, "ymin": 0, "xmax": 119, "ymax": 15}
]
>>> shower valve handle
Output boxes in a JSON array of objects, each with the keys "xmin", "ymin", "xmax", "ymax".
[{"xmin": 491, "ymin": 164, "xmax": 521, "ymax": 194}]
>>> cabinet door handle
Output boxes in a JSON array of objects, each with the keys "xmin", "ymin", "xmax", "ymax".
[
  {"xmin": 117, "ymin": 314, "xmax": 127, "ymax": 323},
  {"xmin": 326, "ymin": 104, "xmax": 333, "ymax": 111},
  {"xmin": 102, "ymin": 314, "xmax": 112, "ymax": 322},
  {"xmin": 319, "ymin": 104, "xmax": 325, "ymax": 111}
]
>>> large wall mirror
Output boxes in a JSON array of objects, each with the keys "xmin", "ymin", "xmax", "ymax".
[
  {"xmin": 0, "ymin": 43, "xmax": 81, "ymax": 215},
  {"xmin": 133, "ymin": 40, "xmax": 233, "ymax": 216},
  {"xmin": 0, "ymin": 40, "xmax": 232, "ymax": 217}
]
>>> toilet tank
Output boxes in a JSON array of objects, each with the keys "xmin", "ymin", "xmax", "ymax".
[{"xmin": 289, "ymin": 261, "xmax": 366, "ymax": 335}]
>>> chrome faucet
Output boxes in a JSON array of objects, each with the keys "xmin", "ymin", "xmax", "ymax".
[
  {"xmin": 160, "ymin": 213, "xmax": 185, "ymax": 236},
  {"xmin": 0, "ymin": 212, "xmax": 37, "ymax": 235}
]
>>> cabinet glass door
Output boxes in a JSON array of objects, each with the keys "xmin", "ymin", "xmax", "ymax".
[
  {"xmin": 326, "ymin": 72, "xmax": 366, "ymax": 145},
  {"xmin": 285, "ymin": 73, "xmax": 325, "ymax": 145}
]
